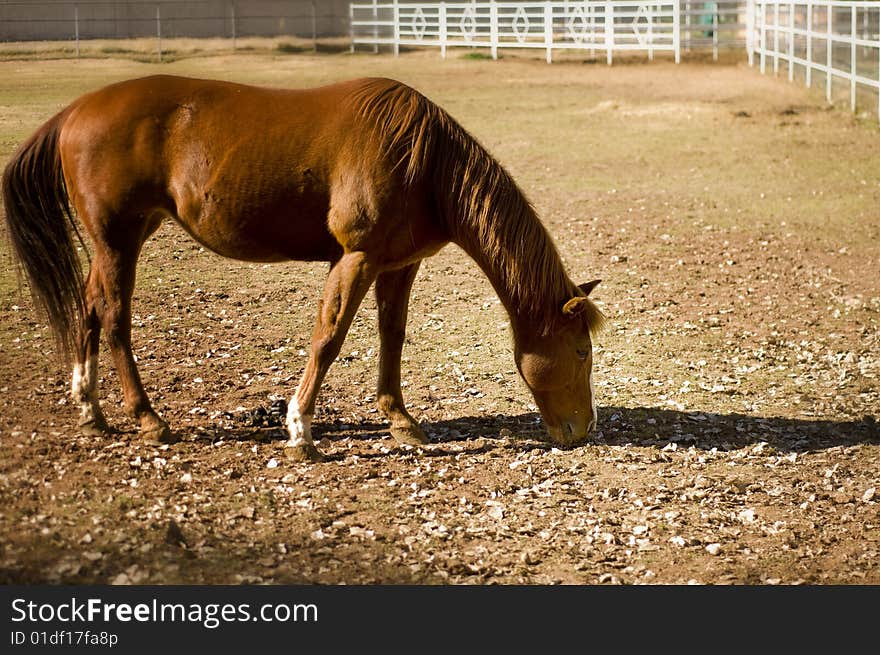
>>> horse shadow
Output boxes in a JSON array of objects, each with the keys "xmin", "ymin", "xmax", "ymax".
[
  {"xmin": 194, "ymin": 405, "xmax": 879, "ymax": 456},
  {"xmin": 590, "ymin": 405, "xmax": 878, "ymax": 453}
]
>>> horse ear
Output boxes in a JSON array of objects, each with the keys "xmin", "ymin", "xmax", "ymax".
[
  {"xmin": 578, "ymin": 280, "xmax": 601, "ymax": 297},
  {"xmin": 562, "ymin": 296, "xmax": 591, "ymax": 316}
]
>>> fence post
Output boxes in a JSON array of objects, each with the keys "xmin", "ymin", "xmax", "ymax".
[
  {"xmin": 773, "ymin": 1, "xmax": 779, "ymax": 74},
  {"xmin": 440, "ymin": 2, "xmax": 447, "ymax": 59},
  {"xmin": 605, "ymin": 2, "xmax": 613, "ymax": 65},
  {"xmin": 373, "ymin": 0, "xmax": 379, "ymax": 54},
  {"xmin": 850, "ymin": 4, "xmax": 856, "ymax": 111},
  {"xmin": 545, "ymin": 2, "xmax": 553, "ymax": 64},
  {"xmin": 589, "ymin": 3, "xmax": 595, "ymax": 58},
  {"xmin": 760, "ymin": 0, "xmax": 766, "ymax": 73},
  {"xmin": 788, "ymin": 0, "xmax": 794, "ymax": 81},
  {"xmin": 156, "ymin": 4, "xmax": 162, "ymax": 63},
  {"xmin": 647, "ymin": 3, "xmax": 653, "ymax": 62},
  {"xmin": 74, "ymin": 5, "xmax": 79, "ymax": 59},
  {"xmin": 393, "ymin": 0, "xmax": 400, "ymax": 56},
  {"xmin": 685, "ymin": 0, "xmax": 691, "ymax": 52},
  {"xmin": 806, "ymin": 1, "xmax": 812, "ymax": 87},
  {"xmin": 746, "ymin": 0, "xmax": 754, "ymax": 66},
  {"xmin": 231, "ymin": 1, "xmax": 237, "ymax": 51},
  {"xmin": 311, "ymin": 0, "xmax": 317, "ymax": 52},
  {"xmin": 490, "ymin": 0, "xmax": 498, "ymax": 60},
  {"xmin": 826, "ymin": 4, "xmax": 832, "ymax": 102},
  {"xmin": 712, "ymin": 5, "xmax": 718, "ymax": 61},
  {"xmin": 673, "ymin": 1, "xmax": 681, "ymax": 64}
]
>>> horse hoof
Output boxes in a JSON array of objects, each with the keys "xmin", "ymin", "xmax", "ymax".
[
  {"xmin": 78, "ymin": 416, "xmax": 110, "ymax": 437},
  {"xmin": 142, "ymin": 421, "xmax": 177, "ymax": 445},
  {"xmin": 390, "ymin": 423, "xmax": 429, "ymax": 446},
  {"xmin": 286, "ymin": 442, "xmax": 327, "ymax": 463}
]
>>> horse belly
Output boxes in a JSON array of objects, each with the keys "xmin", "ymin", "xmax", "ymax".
[{"xmin": 177, "ymin": 191, "xmax": 341, "ymax": 263}]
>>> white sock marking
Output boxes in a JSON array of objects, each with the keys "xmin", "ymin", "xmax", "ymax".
[
  {"xmin": 71, "ymin": 363, "xmax": 85, "ymax": 398},
  {"xmin": 71, "ymin": 355, "xmax": 99, "ymax": 423},
  {"xmin": 285, "ymin": 396, "xmax": 314, "ymax": 447}
]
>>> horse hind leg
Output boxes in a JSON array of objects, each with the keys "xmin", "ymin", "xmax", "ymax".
[
  {"xmin": 71, "ymin": 269, "xmax": 109, "ymax": 436},
  {"xmin": 87, "ymin": 216, "xmax": 175, "ymax": 444},
  {"xmin": 375, "ymin": 262, "xmax": 429, "ymax": 446}
]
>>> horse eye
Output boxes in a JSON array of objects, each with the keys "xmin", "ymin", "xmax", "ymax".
[{"xmin": 576, "ymin": 349, "xmax": 588, "ymax": 361}]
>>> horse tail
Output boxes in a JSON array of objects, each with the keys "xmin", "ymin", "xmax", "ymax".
[{"xmin": 2, "ymin": 108, "xmax": 86, "ymax": 364}]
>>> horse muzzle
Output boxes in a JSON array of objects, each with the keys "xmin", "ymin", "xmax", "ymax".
[{"xmin": 545, "ymin": 414, "xmax": 596, "ymax": 447}]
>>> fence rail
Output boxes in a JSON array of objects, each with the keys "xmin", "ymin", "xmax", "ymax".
[
  {"xmin": 351, "ymin": 1, "xmax": 880, "ymax": 119},
  {"xmin": 681, "ymin": 1, "xmax": 747, "ymax": 57},
  {"xmin": 747, "ymin": 0, "xmax": 880, "ymax": 119},
  {"xmin": 351, "ymin": 1, "xmax": 755, "ymax": 62},
  {"xmin": 351, "ymin": 1, "xmax": 683, "ymax": 63}
]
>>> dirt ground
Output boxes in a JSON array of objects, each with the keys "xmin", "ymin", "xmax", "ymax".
[{"xmin": 0, "ymin": 49, "xmax": 878, "ymax": 585}]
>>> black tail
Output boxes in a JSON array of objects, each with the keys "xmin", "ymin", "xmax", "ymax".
[{"xmin": 2, "ymin": 109, "xmax": 86, "ymax": 364}]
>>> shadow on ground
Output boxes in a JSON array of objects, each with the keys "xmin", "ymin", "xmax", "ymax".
[{"xmin": 190, "ymin": 405, "xmax": 880, "ymax": 454}]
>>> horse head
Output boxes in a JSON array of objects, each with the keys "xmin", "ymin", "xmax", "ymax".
[{"xmin": 514, "ymin": 279, "xmax": 604, "ymax": 447}]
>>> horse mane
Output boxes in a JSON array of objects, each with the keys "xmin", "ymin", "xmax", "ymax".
[{"xmin": 349, "ymin": 77, "xmax": 603, "ymax": 337}]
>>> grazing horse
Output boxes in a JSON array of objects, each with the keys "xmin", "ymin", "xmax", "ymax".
[{"xmin": 2, "ymin": 75, "xmax": 604, "ymax": 461}]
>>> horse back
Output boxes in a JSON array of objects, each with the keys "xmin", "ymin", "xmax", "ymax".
[{"xmin": 57, "ymin": 75, "xmax": 440, "ymax": 264}]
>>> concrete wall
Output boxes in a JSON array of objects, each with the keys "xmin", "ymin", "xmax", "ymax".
[{"xmin": 0, "ymin": 0, "xmax": 352, "ymax": 42}]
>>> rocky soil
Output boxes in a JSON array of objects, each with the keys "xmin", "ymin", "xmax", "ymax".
[{"xmin": 1, "ymin": 52, "xmax": 878, "ymax": 584}]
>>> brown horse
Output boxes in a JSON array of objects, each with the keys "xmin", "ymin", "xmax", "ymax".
[{"xmin": 2, "ymin": 74, "xmax": 604, "ymax": 461}]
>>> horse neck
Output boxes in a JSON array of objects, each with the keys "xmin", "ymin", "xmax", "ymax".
[
  {"xmin": 446, "ymin": 183, "xmax": 574, "ymax": 338},
  {"xmin": 392, "ymin": 97, "xmax": 574, "ymax": 336}
]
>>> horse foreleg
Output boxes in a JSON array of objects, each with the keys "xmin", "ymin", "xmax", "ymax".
[
  {"xmin": 94, "ymin": 247, "xmax": 174, "ymax": 444},
  {"xmin": 375, "ymin": 262, "xmax": 428, "ymax": 446},
  {"xmin": 286, "ymin": 251, "xmax": 377, "ymax": 462}
]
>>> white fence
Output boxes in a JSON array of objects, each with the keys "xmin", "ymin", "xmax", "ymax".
[
  {"xmin": 350, "ymin": 1, "xmax": 754, "ymax": 62},
  {"xmin": 681, "ymin": 1, "xmax": 748, "ymax": 56},
  {"xmin": 351, "ymin": 1, "xmax": 880, "ymax": 118},
  {"xmin": 747, "ymin": 1, "xmax": 880, "ymax": 118},
  {"xmin": 351, "ymin": 1, "xmax": 682, "ymax": 63}
]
